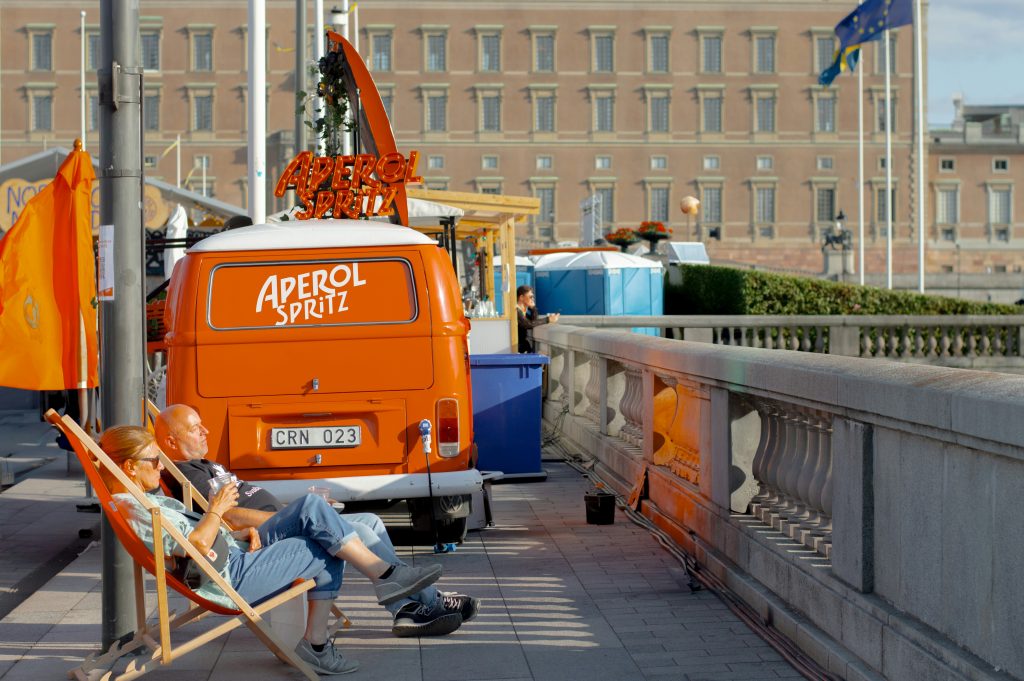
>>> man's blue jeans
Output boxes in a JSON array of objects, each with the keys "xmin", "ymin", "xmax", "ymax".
[
  {"xmin": 230, "ymin": 495, "xmax": 439, "ymax": 614},
  {"xmin": 343, "ymin": 511, "xmax": 439, "ymax": 615}
]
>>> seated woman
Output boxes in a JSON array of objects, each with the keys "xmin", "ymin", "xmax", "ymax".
[{"xmin": 98, "ymin": 425, "xmax": 443, "ymax": 676}]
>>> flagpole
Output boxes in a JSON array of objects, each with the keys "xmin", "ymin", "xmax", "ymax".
[
  {"xmin": 80, "ymin": 11, "xmax": 87, "ymax": 150},
  {"xmin": 176, "ymin": 133, "xmax": 181, "ymax": 187},
  {"xmin": 884, "ymin": 28, "xmax": 893, "ymax": 290},
  {"xmin": 915, "ymin": 0, "xmax": 926, "ymax": 292},
  {"xmin": 858, "ymin": 30, "xmax": 865, "ymax": 285},
  {"xmin": 247, "ymin": 0, "xmax": 267, "ymax": 224}
]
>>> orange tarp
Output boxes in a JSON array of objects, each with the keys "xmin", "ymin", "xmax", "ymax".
[{"xmin": 0, "ymin": 143, "xmax": 98, "ymax": 390}]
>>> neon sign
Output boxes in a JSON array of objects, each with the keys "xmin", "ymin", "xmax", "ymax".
[{"xmin": 273, "ymin": 150, "xmax": 422, "ymax": 221}]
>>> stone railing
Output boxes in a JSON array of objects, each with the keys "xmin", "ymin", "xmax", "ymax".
[
  {"xmin": 534, "ymin": 323, "xmax": 1024, "ymax": 681},
  {"xmin": 560, "ymin": 314, "xmax": 1024, "ymax": 371}
]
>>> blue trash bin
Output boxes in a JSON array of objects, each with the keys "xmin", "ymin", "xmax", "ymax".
[{"xmin": 470, "ymin": 353, "xmax": 550, "ymax": 479}]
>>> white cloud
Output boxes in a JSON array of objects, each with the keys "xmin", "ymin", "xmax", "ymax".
[{"xmin": 929, "ymin": 0, "xmax": 1023, "ymax": 56}]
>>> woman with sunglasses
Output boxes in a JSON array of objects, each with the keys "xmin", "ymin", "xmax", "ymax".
[{"xmin": 98, "ymin": 425, "xmax": 444, "ymax": 676}]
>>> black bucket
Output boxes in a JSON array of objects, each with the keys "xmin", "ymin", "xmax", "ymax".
[{"xmin": 584, "ymin": 491, "xmax": 616, "ymax": 525}]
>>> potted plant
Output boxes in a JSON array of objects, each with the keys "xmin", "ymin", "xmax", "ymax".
[
  {"xmin": 604, "ymin": 227, "xmax": 640, "ymax": 252},
  {"xmin": 637, "ymin": 220, "xmax": 671, "ymax": 253}
]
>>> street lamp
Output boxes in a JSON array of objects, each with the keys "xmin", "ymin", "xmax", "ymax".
[{"xmin": 329, "ymin": 5, "xmax": 346, "ymax": 33}]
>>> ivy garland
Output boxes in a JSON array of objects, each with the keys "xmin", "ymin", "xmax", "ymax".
[{"xmin": 296, "ymin": 45, "xmax": 354, "ymax": 158}]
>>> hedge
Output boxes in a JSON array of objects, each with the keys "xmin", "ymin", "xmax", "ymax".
[{"xmin": 666, "ymin": 265, "xmax": 1022, "ymax": 316}]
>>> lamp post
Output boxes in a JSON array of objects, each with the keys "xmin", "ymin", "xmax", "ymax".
[
  {"xmin": 680, "ymin": 195, "xmax": 700, "ymax": 240},
  {"xmin": 822, "ymin": 209, "xmax": 852, "ymax": 281}
]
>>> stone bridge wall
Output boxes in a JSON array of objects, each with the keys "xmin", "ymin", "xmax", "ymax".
[{"xmin": 534, "ymin": 324, "xmax": 1024, "ymax": 681}]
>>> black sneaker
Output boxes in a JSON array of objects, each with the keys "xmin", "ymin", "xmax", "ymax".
[
  {"xmin": 391, "ymin": 602, "xmax": 463, "ymax": 638},
  {"xmin": 440, "ymin": 592, "xmax": 480, "ymax": 622}
]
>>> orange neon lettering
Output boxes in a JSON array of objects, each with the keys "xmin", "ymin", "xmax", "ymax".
[
  {"xmin": 275, "ymin": 151, "xmax": 313, "ymax": 197},
  {"xmin": 363, "ymin": 186, "xmax": 380, "ymax": 216},
  {"xmin": 351, "ymin": 154, "xmax": 380, "ymax": 191},
  {"xmin": 330, "ymin": 155, "xmax": 353, "ymax": 191},
  {"xmin": 314, "ymin": 191, "xmax": 335, "ymax": 219},
  {"xmin": 376, "ymin": 152, "xmax": 406, "ymax": 184},
  {"xmin": 309, "ymin": 156, "xmax": 336, "ymax": 191},
  {"xmin": 334, "ymin": 190, "xmax": 360, "ymax": 219},
  {"xmin": 404, "ymin": 151, "xmax": 423, "ymax": 184},
  {"xmin": 295, "ymin": 190, "xmax": 317, "ymax": 220},
  {"xmin": 377, "ymin": 186, "xmax": 398, "ymax": 217}
]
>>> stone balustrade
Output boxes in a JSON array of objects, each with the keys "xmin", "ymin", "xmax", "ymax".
[
  {"xmin": 533, "ymin": 323, "xmax": 1024, "ymax": 681},
  {"xmin": 560, "ymin": 314, "xmax": 1024, "ymax": 371}
]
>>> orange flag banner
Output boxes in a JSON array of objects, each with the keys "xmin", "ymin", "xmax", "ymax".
[{"xmin": 0, "ymin": 141, "xmax": 99, "ymax": 390}]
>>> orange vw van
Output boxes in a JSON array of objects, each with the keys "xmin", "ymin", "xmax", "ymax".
[{"xmin": 163, "ymin": 219, "xmax": 479, "ymax": 541}]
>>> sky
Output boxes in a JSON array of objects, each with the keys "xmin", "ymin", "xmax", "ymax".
[{"xmin": 928, "ymin": 0, "xmax": 1024, "ymax": 128}]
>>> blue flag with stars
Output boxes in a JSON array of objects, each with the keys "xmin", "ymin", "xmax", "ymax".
[{"xmin": 818, "ymin": 0, "xmax": 913, "ymax": 86}]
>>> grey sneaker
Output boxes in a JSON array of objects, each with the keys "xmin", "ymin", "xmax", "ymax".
[
  {"xmin": 440, "ymin": 591, "xmax": 480, "ymax": 622},
  {"xmin": 374, "ymin": 563, "xmax": 443, "ymax": 605},
  {"xmin": 391, "ymin": 601, "xmax": 463, "ymax": 637},
  {"xmin": 294, "ymin": 638, "xmax": 359, "ymax": 676}
]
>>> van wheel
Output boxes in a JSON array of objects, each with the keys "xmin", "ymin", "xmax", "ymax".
[{"xmin": 434, "ymin": 516, "xmax": 468, "ymax": 544}]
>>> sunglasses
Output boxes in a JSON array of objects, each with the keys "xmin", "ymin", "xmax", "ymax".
[{"xmin": 136, "ymin": 456, "xmax": 161, "ymax": 467}]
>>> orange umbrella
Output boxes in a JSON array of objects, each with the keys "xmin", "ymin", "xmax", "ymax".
[{"xmin": 0, "ymin": 140, "xmax": 98, "ymax": 390}]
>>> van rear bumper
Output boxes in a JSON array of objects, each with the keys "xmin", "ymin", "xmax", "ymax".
[{"xmin": 258, "ymin": 469, "xmax": 484, "ymax": 504}]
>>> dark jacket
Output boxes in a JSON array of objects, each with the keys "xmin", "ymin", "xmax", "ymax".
[{"xmin": 517, "ymin": 306, "xmax": 551, "ymax": 353}]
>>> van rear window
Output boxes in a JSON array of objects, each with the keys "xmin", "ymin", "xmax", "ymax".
[{"xmin": 207, "ymin": 258, "xmax": 417, "ymax": 330}]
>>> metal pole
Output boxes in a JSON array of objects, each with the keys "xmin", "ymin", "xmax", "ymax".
[
  {"xmin": 176, "ymin": 133, "xmax": 181, "ymax": 188},
  {"xmin": 81, "ymin": 11, "xmax": 87, "ymax": 150},
  {"xmin": 339, "ymin": 0, "xmax": 352, "ymax": 157},
  {"xmin": 314, "ymin": 0, "xmax": 325, "ymax": 155},
  {"xmin": 857, "ymin": 42, "xmax": 865, "ymax": 285},
  {"xmin": 295, "ymin": 0, "xmax": 308, "ymax": 154},
  {"xmin": 884, "ymin": 28, "xmax": 893, "ymax": 290},
  {"xmin": 915, "ymin": 0, "xmax": 926, "ymax": 292},
  {"xmin": 353, "ymin": 3, "xmax": 359, "ymax": 53},
  {"xmin": 98, "ymin": 0, "xmax": 144, "ymax": 651},
  {"xmin": 248, "ymin": 0, "xmax": 267, "ymax": 223}
]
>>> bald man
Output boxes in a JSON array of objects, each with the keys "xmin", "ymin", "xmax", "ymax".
[{"xmin": 155, "ymin": 404, "xmax": 479, "ymax": 637}]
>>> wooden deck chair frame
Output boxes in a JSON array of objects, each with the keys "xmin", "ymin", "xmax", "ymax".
[
  {"xmin": 45, "ymin": 410, "xmax": 322, "ymax": 681},
  {"xmin": 143, "ymin": 397, "xmax": 351, "ymax": 631}
]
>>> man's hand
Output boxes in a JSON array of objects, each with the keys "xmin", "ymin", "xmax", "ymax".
[
  {"xmin": 209, "ymin": 482, "xmax": 239, "ymax": 518},
  {"xmin": 549, "ymin": 312, "xmax": 560, "ymax": 323}
]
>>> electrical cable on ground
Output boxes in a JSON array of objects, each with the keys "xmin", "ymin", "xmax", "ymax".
[{"xmin": 551, "ymin": 441, "xmax": 841, "ymax": 681}]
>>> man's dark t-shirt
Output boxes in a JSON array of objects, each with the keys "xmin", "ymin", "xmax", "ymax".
[{"xmin": 161, "ymin": 459, "xmax": 283, "ymax": 512}]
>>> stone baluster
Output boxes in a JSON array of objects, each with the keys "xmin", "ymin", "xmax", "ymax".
[
  {"xmin": 750, "ymin": 401, "xmax": 773, "ymax": 497},
  {"xmin": 927, "ymin": 328, "xmax": 939, "ymax": 357},
  {"xmin": 548, "ymin": 347, "xmax": 566, "ymax": 402},
  {"xmin": 583, "ymin": 354, "xmax": 601, "ymax": 424},
  {"xmin": 617, "ymin": 366, "xmax": 644, "ymax": 448},
  {"xmin": 912, "ymin": 327, "xmax": 925, "ymax": 357},
  {"xmin": 967, "ymin": 328, "xmax": 978, "ymax": 356},
  {"xmin": 897, "ymin": 326, "xmax": 909, "ymax": 357}
]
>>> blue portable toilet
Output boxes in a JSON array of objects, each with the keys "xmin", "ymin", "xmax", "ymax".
[
  {"xmin": 534, "ymin": 251, "xmax": 663, "ymax": 334},
  {"xmin": 492, "ymin": 255, "xmax": 536, "ymax": 315}
]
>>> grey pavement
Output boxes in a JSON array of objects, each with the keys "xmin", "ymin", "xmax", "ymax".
[{"xmin": 0, "ymin": 439, "xmax": 801, "ymax": 680}]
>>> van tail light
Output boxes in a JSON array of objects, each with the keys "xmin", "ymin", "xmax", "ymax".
[{"xmin": 436, "ymin": 398, "xmax": 460, "ymax": 458}]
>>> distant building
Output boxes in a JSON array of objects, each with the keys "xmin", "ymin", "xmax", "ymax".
[
  {"xmin": 928, "ymin": 98, "xmax": 1024, "ymax": 276},
  {"xmin": 1, "ymin": 1, "xmax": 1019, "ymax": 276}
]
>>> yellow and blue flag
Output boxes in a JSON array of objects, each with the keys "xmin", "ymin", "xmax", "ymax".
[{"xmin": 818, "ymin": 0, "xmax": 913, "ymax": 86}]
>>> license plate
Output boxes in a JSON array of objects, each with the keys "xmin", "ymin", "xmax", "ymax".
[{"xmin": 270, "ymin": 426, "xmax": 361, "ymax": 449}]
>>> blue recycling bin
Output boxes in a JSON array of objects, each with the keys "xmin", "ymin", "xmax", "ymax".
[{"xmin": 470, "ymin": 353, "xmax": 550, "ymax": 479}]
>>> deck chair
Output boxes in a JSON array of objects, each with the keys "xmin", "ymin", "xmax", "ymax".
[{"xmin": 45, "ymin": 409, "xmax": 321, "ymax": 681}]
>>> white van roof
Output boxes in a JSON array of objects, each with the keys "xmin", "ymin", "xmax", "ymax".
[{"xmin": 188, "ymin": 219, "xmax": 436, "ymax": 253}]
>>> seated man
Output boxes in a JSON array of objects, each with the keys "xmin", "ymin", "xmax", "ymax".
[{"xmin": 156, "ymin": 404, "xmax": 478, "ymax": 638}]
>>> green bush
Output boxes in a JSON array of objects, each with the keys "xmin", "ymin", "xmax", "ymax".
[{"xmin": 666, "ymin": 265, "xmax": 1021, "ymax": 316}]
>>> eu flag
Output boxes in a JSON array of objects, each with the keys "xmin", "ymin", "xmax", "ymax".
[
  {"xmin": 818, "ymin": 0, "xmax": 912, "ymax": 86},
  {"xmin": 835, "ymin": 0, "xmax": 912, "ymax": 50}
]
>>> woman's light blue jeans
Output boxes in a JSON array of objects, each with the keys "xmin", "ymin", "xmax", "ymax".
[{"xmin": 228, "ymin": 494, "xmax": 358, "ymax": 604}]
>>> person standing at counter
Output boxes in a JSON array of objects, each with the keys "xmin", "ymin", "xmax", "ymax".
[{"xmin": 516, "ymin": 285, "xmax": 559, "ymax": 353}]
